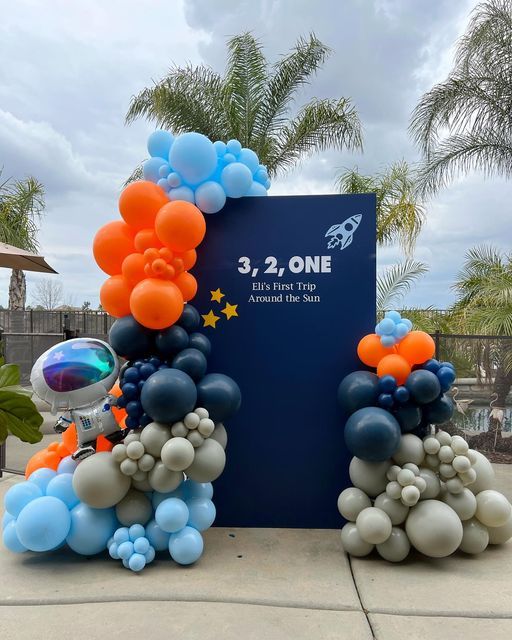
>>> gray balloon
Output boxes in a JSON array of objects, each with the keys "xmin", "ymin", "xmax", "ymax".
[
  {"xmin": 210, "ymin": 423, "xmax": 228, "ymax": 450},
  {"xmin": 72, "ymin": 451, "xmax": 131, "ymax": 509},
  {"xmin": 148, "ymin": 461, "xmax": 184, "ymax": 492},
  {"xmin": 140, "ymin": 422, "xmax": 172, "ymax": 457},
  {"xmin": 185, "ymin": 438, "xmax": 226, "ymax": 482},
  {"xmin": 115, "ymin": 489, "xmax": 153, "ymax": 526},
  {"xmin": 132, "ymin": 476, "xmax": 153, "ymax": 493}
]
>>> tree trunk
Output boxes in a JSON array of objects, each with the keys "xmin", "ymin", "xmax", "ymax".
[
  {"xmin": 489, "ymin": 364, "xmax": 512, "ymax": 447},
  {"xmin": 8, "ymin": 269, "xmax": 26, "ymax": 310}
]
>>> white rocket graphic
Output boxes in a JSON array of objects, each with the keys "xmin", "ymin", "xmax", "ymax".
[{"xmin": 325, "ymin": 214, "xmax": 362, "ymax": 250}]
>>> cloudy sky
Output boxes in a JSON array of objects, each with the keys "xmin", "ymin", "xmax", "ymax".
[{"xmin": 1, "ymin": 0, "xmax": 510, "ymax": 309}]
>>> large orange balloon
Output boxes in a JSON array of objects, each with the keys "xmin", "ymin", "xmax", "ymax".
[
  {"xmin": 100, "ymin": 275, "xmax": 132, "ymax": 318},
  {"xmin": 398, "ymin": 331, "xmax": 436, "ymax": 365},
  {"xmin": 93, "ymin": 220, "xmax": 135, "ymax": 276},
  {"xmin": 121, "ymin": 253, "xmax": 146, "ymax": 285},
  {"xmin": 134, "ymin": 228, "xmax": 163, "ymax": 252},
  {"xmin": 377, "ymin": 354, "xmax": 411, "ymax": 385},
  {"xmin": 174, "ymin": 271, "xmax": 197, "ymax": 302},
  {"xmin": 25, "ymin": 447, "xmax": 61, "ymax": 478},
  {"xmin": 130, "ymin": 278, "xmax": 184, "ymax": 329},
  {"xmin": 119, "ymin": 181, "xmax": 169, "ymax": 230},
  {"xmin": 155, "ymin": 201, "xmax": 206, "ymax": 252},
  {"xmin": 357, "ymin": 333, "xmax": 397, "ymax": 367}
]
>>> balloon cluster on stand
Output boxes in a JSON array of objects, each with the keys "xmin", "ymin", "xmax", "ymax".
[{"xmin": 337, "ymin": 314, "xmax": 512, "ymax": 562}]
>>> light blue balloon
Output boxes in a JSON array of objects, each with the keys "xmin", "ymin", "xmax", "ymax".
[
  {"xmin": 122, "ymin": 558, "xmax": 130, "ymax": 569},
  {"xmin": 66, "ymin": 503, "xmax": 117, "ymax": 555},
  {"xmin": 213, "ymin": 140, "xmax": 227, "ymax": 156},
  {"xmin": 223, "ymin": 153, "xmax": 236, "ymax": 164},
  {"xmin": 2, "ymin": 511, "xmax": 15, "ymax": 530},
  {"xmin": 5, "ymin": 481, "xmax": 42, "ymax": 517},
  {"xmin": 118, "ymin": 540, "xmax": 134, "ymax": 560},
  {"xmin": 158, "ymin": 163, "xmax": 170, "ymax": 178},
  {"xmin": 378, "ymin": 318, "xmax": 396, "ymax": 336},
  {"xmin": 168, "ymin": 186, "xmax": 195, "ymax": 203},
  {"xmin": 169, "ymin": 526, "xmax": 204, "ymax": 565},
  {"xmin": 194, "ymin": 181, "xmax": 226, "ymax": 214},
  {"xmin": 157, "ymin": 178, "xmax": 170, "ymax": 192},
  {"xmin": 113, "ymin": 526, "xmax": 130, "ymax": 545},
  {"xmin": 402, "ymin": 318, "xmax": 413, "ymax": 330},
  {"xmin": 143, "ymin": 157, "xmax": 168, "ymax": 182},
  {"xmin": 167, "ymin": 172, "xmax": 181, "ymax": 188},
  {"xmin": 381, "ymin": 335, "xmax": 396, "ymax": 348},
  {"xmin": 129, "ymin": 524, "xmax": 145, "ymax": 541},
  {"xmin": 57, "ymin": 456, "xmax": 78, "ymax": 475},
  {"xmin": 16, "ymin": 496, "xmax": 70, "ymax": 552},
  {"xmin": 385, "ymin": 310, "xmax": 402, "ymax": 323},
  {"xmin": 186, "ymin": 497, "xmax": 216, "ymax": 531},
  {"xmin": 28, "ymin": 468, "xmax": 56, "ymax": 494},
  {"xmin": 145, "ymin": 546, "xmax": 156, "ymax": 564},
  {"xmin": 264, "ymin": 178, "xmax": 271, "ymax": 189},
  {"xmin": 226, "ymin": 139, "xmax": 242, "ymax": 156},
  {"xmin": 395, "ymin": 322, "xmax": 410, "ymax": 339},
  {"xmin": 169, "ymin": 132, "xmax": 217, "ymax": 185},
  {"xmin": 147, "ymin": 130, "xmax": 174, "ymax": 159},
  {"xmin": 238, "ymin": 148, "xmax": 259, "ymax": 174},
  {"xmin": 3, "ymin": 520, "xmax": 27, "ymax": 553},
  {"xmin": 155, "ymin": 498, "xmax": 189, "ymax": 533},
  {"xmin": 128, "ymin": 553, "xmax": 146, "ymax": 572},
  {"xmin": 182, "ymin": 480, "xmax": 213, "ymax": 501},
  {"xmin": 247, "ymin": 182, "xmax": 268, "ymax": 197},
  {"xmin": 145, "ymin": 518, "xmax": 171, "ymax": 551},
  {"xmin": 152, "ymin": 487, "xmax": 183, "ymax": 510},
  {"xmin": 46, "ymin": 473, "xmax": 79, "ymax": 509},
  {"xmin": 254, "ymin": 168, "xmax": 268, "ymax": 184},
  {"xmin": 133, "ymin": 536, "xmax": 150, "ymax": 554},
  {"xmin": 109, "ymin": 541, "xmax": 120, "ymax": 559},
  {"xmin": 221, "ymin": 162, "xmax": 253, "ymax": 198}
]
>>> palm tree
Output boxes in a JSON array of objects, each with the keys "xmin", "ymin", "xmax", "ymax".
[
  {"xmin": 410, "ymin": 0, "xmax": 512, "ymax": 196},
  {"xmin": 126, "ymin": 32, "xmax": 362, "ymax": 178},
  {"xmin": 0, "ymin": 172, "xmax": 45, "ymax": 310}
]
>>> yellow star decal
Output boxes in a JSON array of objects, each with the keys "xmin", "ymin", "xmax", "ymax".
[
  {"xmin": 202, "ymin": 310, "xmax": 221, "ymax": 328},
  {"xmin": 221, "ymin": 302, "xmax": 239, "ymax": 320},
  {"xmin": 210, "ymin": 288, "xmax": 225, "ymax": 303}
]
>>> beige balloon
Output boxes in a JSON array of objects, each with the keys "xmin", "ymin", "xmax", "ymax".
[
  {"xmin": 72, "ymin": 451, "xmax": 130, "ymax": 509},
  {"xmin": 185, "ymin": 438, "xmax": 226, "ymax": 482}
]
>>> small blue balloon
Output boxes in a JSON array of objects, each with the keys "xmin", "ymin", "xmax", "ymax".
[
  {"xmin": 402, "ymin": 318, "xmax": 413, "ymax": 330},
  {"xmin": 395, "ymin": 322, "xmax": 409, "ymax": 338},
  {"xmin": 134, "ymin": 537, "xmax": 150, "ymax": 554},
  {"xmin": 423, "ymin": 359, "xmax": 441, "ymax": 374},
  {"xmin": 171, "ymin": 348, "xmax": 207, "ymax": 381},
  {"xmin": 385, "ymin": 311, "xmax": 402, "ymax": 323},
  {"xmin": 220, "ymin": 162, "xmax": 253, "ymax": 198},
  {"xmin": 223, "ymin": 152, "xmax": 236, "ymax": 164},
  {"xmin": 5, "ymin": 481, "xmax": 42, "ymax": 517},
  {"xmin": 126, "ymin": 400, "xmax": 142, "ymax": 418},
  {"xmin": 213, "ymin": 140, "xmax": 226, "ymax": 155},
  {"xmin": 158, "ymin": 163, "xmax": 170, "ymax": 178},
  {"xmin": 46, "ymin": 473, "xmax": 79, "ymax": 509},
  {"xmin": 3, "ymin": 520, "xmax": 27, "ymax": 553},
  {"xmin": 176, "ymin": 304, "xmax": 201, "ymax": 331},
  {"xmin": 121, "ymin": 382, "xmax": 138, "ymax": 401},
  {"xmin": 129, "ymin": 524, "xmax": 146, "ymax": 541},
  {"xmin": 168, "ymin": 186, "xmax": 195, "ymax": 203},
  {"xmin": 118, "ymin": 540, "xmax": 134, "ymax": 560},
  {"xmin": 378, "ymin": 375, "xmax": 397, "ymax": 394},
  {"xmin": 147, "ymin": 130, "xmax": 174, "ymax": 159},
  {"xmin": 437, "ymin": 366, "xmax": 456, "ymax": 387},
  {"xmin": 57, "ymin": 456, "xmax": 79, "ymax": 474},
  {"xmin": 125, "ymin": 417, "xmax": 140, "ymax": 430},
  {"xmin": 238, "ymin": 148, "xmax": 259, "ymax": 174},
  {"xmin": 344, "ymin": 407, "xmax": 401, "ymax": 462},
  {"xmin": 2, "ymin": 511, "xmax": 15, "ymax": 530},
  {"xmin": 394, "ymin": 404, "xmax": 422, "ymax": 433},
  {"xmin": 109, "ymin": 542, "xmax": 120, "ymax": 559},
  {"xmin": 406, "ymin": 370, "xmax": 441, "ymax": 405},
  {"xmin": 16, "ymin": 496, "xmax": 71, "ymax": 552},
  {"xmin": 114, "ymin": 527, "xmax": 130, "ymax": 545},
  {"xmin": 139, "ymin": 363, "xmax": 157, "ymax": 380},
  {"xmin": 156, "ymin": 325, "xmax": 190, "ymax": 357},
  {"xmin": 188, "ymin": 332, "xmax": 211, "ymax": 357},
  {"xmin": 157, "ymin": 178, "xmax": 170, "ymax": 192},
  {"xmin": 143, "ymin": 157, "xmax": 168, "ymax": 182},
  {"xmin": 27, "ymin": 468, "xmax": 57, "ymax": 494},
  {"xmin": 155, "ymin": 498, "xmax": 189, "ymax": 533},
  {"xmin": 247, "ymin": 182, "xmax": 268, "ymax": 196},
  {"xmin": 169, "ymin": 526, "xmax": 204, "ymax": 565},
  {"xmin": 145, "ymin": 546, "xmax": 156, "ymax": 563},
  {"xmin": 129, "ymin": 553, "xmax": 146, "ymax": 572},
  {"xmin": 226, "ymin": 139, "xmax": 242, "ymax": 156},
  {"xmin": 424, "ymin": 394, "xmax": 454, "ymax": 424},
  {"xmin": 152, "ymin": 487, "xmax": 184, "ymax": 510},
  {"xmin": 194, "ymin": 181, "xmax": 226, "ymax": 214},
  {"xmin": 439, "ymin": 361, "xmax": 455, "ymax": 371},
  {"xmin": 254, "ymin": 168, "xmax": 268, "ymax": 184},
  {"xmin": 393, "ymin": 386, "xmax": 410, "ymax": 404},
  {"xmin": 182, "ymin": 480, "xmax": 214, "ymax": 501},
  {"xmin": 66, "ymin": 503, "xmax": 117, "ymax": 555},
  {"xmin": 145, "ymin": 518, "xmax": 171, "ymax": 551},
  {"xmin": 186, "ymin": 498, "xmax": 216, "ymax": 531},
  {"xmin": 380, "ymin": 335, "xmax": 396, "ymax": 348},
  {"xmin": 169, "ymin": 132, "xmax": 217, "ymax": 185},
  {"xmin": 167, "ymin": 172, "xmax": 181, "ymax": 187},
  {"xmin": 377, "ymin": 318, "xmax": 395, "ymax": 336},
  {"xmin": 378, "ymin": 393, "xmax": 394, "ymax": 409}
]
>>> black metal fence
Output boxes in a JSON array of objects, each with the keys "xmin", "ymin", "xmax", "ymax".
[{"xmin": 0, "ymin": 309, "xmax": 114, "ymax": 335}]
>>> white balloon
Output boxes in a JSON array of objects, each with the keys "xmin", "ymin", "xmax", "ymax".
[
  {"xmin": 340, "ymin": 523, "xmax": 374, "ymax": 557},
  {"xmin": 376, "ymin": 527, "xmax": 410, "ymax": 562},
  {"xmin": 356, "ymin": 507, "xmax": 392, "ymax": 544},
  {"xmin": 451, "ymin": 435, "xmax": 469, "ymax": 455},
  {"xmin": 140, "ymin": 422, "xmax": 171, "ymax": 457},
  {"xmin": 469, "ymin": 451, "xmax": 495, "ymax": 494},
  {"xmin": 374, "ymin": 493, "xmax": 409, "ymax": 525},
  {"xmin": 194, "ymin": 407, "xmax": 209, "ymax": 419},
  {"xmin": 439, "ymin": 463, "xmax": 457, "ymax": 479},
  {"xmin": 397, "ymin": 469, "xmax": 416, "ymax": 487},
  {"xmin": 423, "ymin": 437, "xmax": 440, "ymax": 455},
  {"xmin": 459, "ymin": 468, "xmax": 477, "ymax": 486},
  {"xmin": 171, "ymin": 421, "xmax": 189, "ymax": 438},
  {"xmin": 337, "ymin": 488, "xmax": 371, "ymax": 522},
  {"xmin": 386, "ymin": 465, "xmax": 401, "ymax": 482},
  {"xmin": 401, "ymin": 485, "xmax": 420, "ymax": 507},
  {"xmin": 393, "ymin": 434, "xmax": 425, "ymax": 466},
  {"xmin": 210, "ymin": 423, "xmax": 228, "ymax": 450},
  {"xmin": 439, "ymin": 445, "xmax": 455, "ymax": 463},
  {"xmin": 161, "ymin": 437, "xmax": 195, "ymax": 471},
  {"xmin": 111, "ymin": 444, "xmax": 127, "ymax": 462},
  {"xmin": 120, "ymin": 458, "xmax": 138, "ymax": 476},
  {"xmin": 452, "ymin": 455, "xmax": 471, "ymax": 473},
  {"xmin": 475, "ymin": 490, "xmax": 512, "ymax": 527},
  {"xmin": 425, "ymin": 454, "xmax": 440, "ymax": 469},
  {"xmin": 187, "ymin": 430, "xmax": 205, "ymax": 448},
  {"xmin": 184, "ymin": 413, "xmax": 200, "ymax": 430},
  {"xmin": 126, "ymin": 441, "xmax": 144, "ymax": 461},
  {"xmin": 138, "ymin": 453, "xmax": 155, "ymax": 472},
  {"xmin": 406, "ymin": 500, "xmax": 463, "ymax": 558},
  {"xmin": 148, "ymin": 462, "xmax": 183, "ymax": 493},
  {"xmin": 445, "ymin": 477, "xmax": 464, "ymax": 495},
  {"xmin": 467, "ymin": 449, "xmax": 478, "ymax": 465},
  {"xmin": 349, "ymin": 457, "xmax": 390, "ymax": 498},
  {"xmin": 403, "ymin": 463, "xmax": 419, "ymax": 475},
  {"xmin": 124, "ymin": 431, "xmax": 141, "ymax": 445},
  {"xmin": 418, "ymin": 468, "xmax": 441, "ymax": 499},
  {"xmin": 386, "ymin": 481, "xmax": 402, "ymax": 500},
  {"xmin": 198, "ymin": 418, "xmax": 215, "ymax": 437},
  {"xmin": 441, "ymin": 488, "xmax": 477, "ymax": 521},
  {"xmin": 413, "ymin": 476, "xmax": 427, "ymax": 494},
  {"xmin": 459, "ymin": 518, "xmax": 489, "ymax": 554},
  {"xmin": 185, "ymin": 438, "xmax": 226, "ymax": 482},
  {"xmin": 487, "ymin": 512, "xmax": 512, "ymax": 545},
  {"xmin": 435, "ymin": 430, "xmax": 452, "ymax": 446}
]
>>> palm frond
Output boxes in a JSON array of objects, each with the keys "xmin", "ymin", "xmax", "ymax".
[
  {"xmin": 123, "ymin": 164, "xmax": 144, "ymax": 187},
  {"xmin": 0, "ymin": 173, "xmax": 45, "ymax": 252},
  {"xmin": 377, "ymin": 260, "xmax": 428, "ymax": 311}
]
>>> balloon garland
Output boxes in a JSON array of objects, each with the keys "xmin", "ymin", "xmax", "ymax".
[
  {"xmin": 337, "ymin": 312, "xmax": 512, "ymax": 561},
  {"xmin": 1, "ymin": 130, "xmax": 256, "ymax": 571}
]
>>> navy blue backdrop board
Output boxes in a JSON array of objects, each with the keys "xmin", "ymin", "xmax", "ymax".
[{"xmin": 193, "ymin": 193, "xmax": 376, "ymax": 528}]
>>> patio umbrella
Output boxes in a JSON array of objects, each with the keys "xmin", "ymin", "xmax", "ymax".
[{"xmin": 0, "ymin": 242, "xmax": 57, "ymax": 274}]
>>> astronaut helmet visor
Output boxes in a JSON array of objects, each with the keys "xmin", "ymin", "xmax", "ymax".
[{"xmin": 42, "ymin": 339, "xmax": 116, "ymax": 392}]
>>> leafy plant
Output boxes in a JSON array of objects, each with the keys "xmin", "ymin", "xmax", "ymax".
[{"xmin": 0, "ymin": 359, "xmax": 43, "ymax": 444}]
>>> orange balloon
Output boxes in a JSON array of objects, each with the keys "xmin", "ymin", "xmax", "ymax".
[
  {"xmin": 96, "ymin": 435, "xmax": 114, "ymax": 453},
  {"xmin": 25, "ymin": 448, "xmax": 61, "ymax": 478},
  {"xmin": 377, "ymin": 354, "xmax": 412, "ymax": 385},
  {"xmin": 57, "ymin": 443, "xmax": 69, "ymax": 458},
  {"xmin": 61, "ymin": 423, "xmax": 78, "ymax": 455},
  {"xmin": 155, "ymin": 201, "xmax": 206, "ymax": 252},
  {"xmin": 118, "ymin": 181, "xmax": 169, "ymax": 230},
  {"xmin": 174, "ymin": 271, "xmax": 197, "ymax": 302},
  {"xmin": 100, "ymin": 275, "xmax": 132, "ymax": 318},
  {"xmin": 121, "ymin": 253, "xmax": 146, "ymax": 285},
  {"xmin": 130, "ymin": 278, "xmax": 184, "ymax": 329},
  {"xmin": 134, "ymin": 228, "xmax": 163, "ymax": 252},
  {"xmin": 398, "ymin": 331, "xmax": 436, "ymax": 365},
  {"xmin": 93, "ymin": 220, "xmax": 135, "ymax": 276},
  {"xmin": 357, "ymin": 334, "xmax": 397, "ymax": 367},
  {"xmin": 179, "ymin": 249, "xmax": 197, "ymax": 271}
]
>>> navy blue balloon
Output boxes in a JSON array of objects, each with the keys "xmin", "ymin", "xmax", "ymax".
[
  {"xmin": 155, "ymin": 326, "xmax": 189, "ymax": 357},
  {"xmin": 196, "ymin": 373, "xmax": 241, "ymax": 422},
  {"xmin": 405, "ymin": 370, "xmax": 441, "ymax": 405},
  {"xmin": 188, "ymin": 332, "xmax": 212, "ymax": 357},
  {"xmin": 378, "ymin": 375, "xmax": 397, "ymax": 394},
  {"xmin": 138, "ymin": 380, "xmax": 145, "ymax": 391},
  {"xmin": 176, "ymin": 305, "xmax": 201, "ymax": 331},
  {"xmin": 109, "ymin": 315, "xmax": 154, "ymax": 360},
  {"xmin": 423, "ymin": 358, "xmax": 441, "ymax": 374},
  {"xmin": 424, "ymin": 394, "xmax": 454, "ymax": 424},
  {"xmin": 378, "ymin": 393, "xmax": 394, "ymax": 409},
  {"xmin": 141, "ymin": 369, "xmax": 197, "ymax": 423},
  {"xmin": 149, "ymin": 357, "xmax": 161, "ymax": 368},
  {"xmin": 126, "ymin": 401, "xmax": 142, "ymax": 418},
  {"xmin": 336, "ymin": 371, "xmax": 379, "ymax": 415},
  {"xmin": 116, "ymin": 395, "xmax": 127, "ymax": 409},
  {"xmin": 394, "ymin": 404, "xmax": 422, "ymax": 433},
  {"xmin": 172, "ymin": 348, "xmax": 207, "ymax": 381},
  {"xmin": 344, "ymin": 407, "xmax": 401, "ymax": 462},
  {"xmin": 393, "ymin": 386, "xmax": 410, "ymax": 404},
  {"xmin": 123, "ymin": 367, "xmax": 140, "ymax": 384},
  {"xmin": 125, "ymin": 417, "xmax": 140, "ymax": 430},
  {"xmin": 437, "ymin": 366, "xmax": 456, "ymax": 389},
  {"xmin": 139, "ymin": 363, "xmax": 157, "ymax": 380},
  {"xmin": 439, "ymin": 361, "xmax": 455, "ymax": 371},
  {"xmin": 140, "ymin": 413, "xmax": 152, "ymax": 427},
  {"xmin": 121, "ymin": 383, "xmax": 138, "ymax": 401}
]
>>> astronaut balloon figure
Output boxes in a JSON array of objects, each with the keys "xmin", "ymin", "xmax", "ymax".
[{"xmin": 30, "ymin": 338, "xmax": 124, "ymax": 460}]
